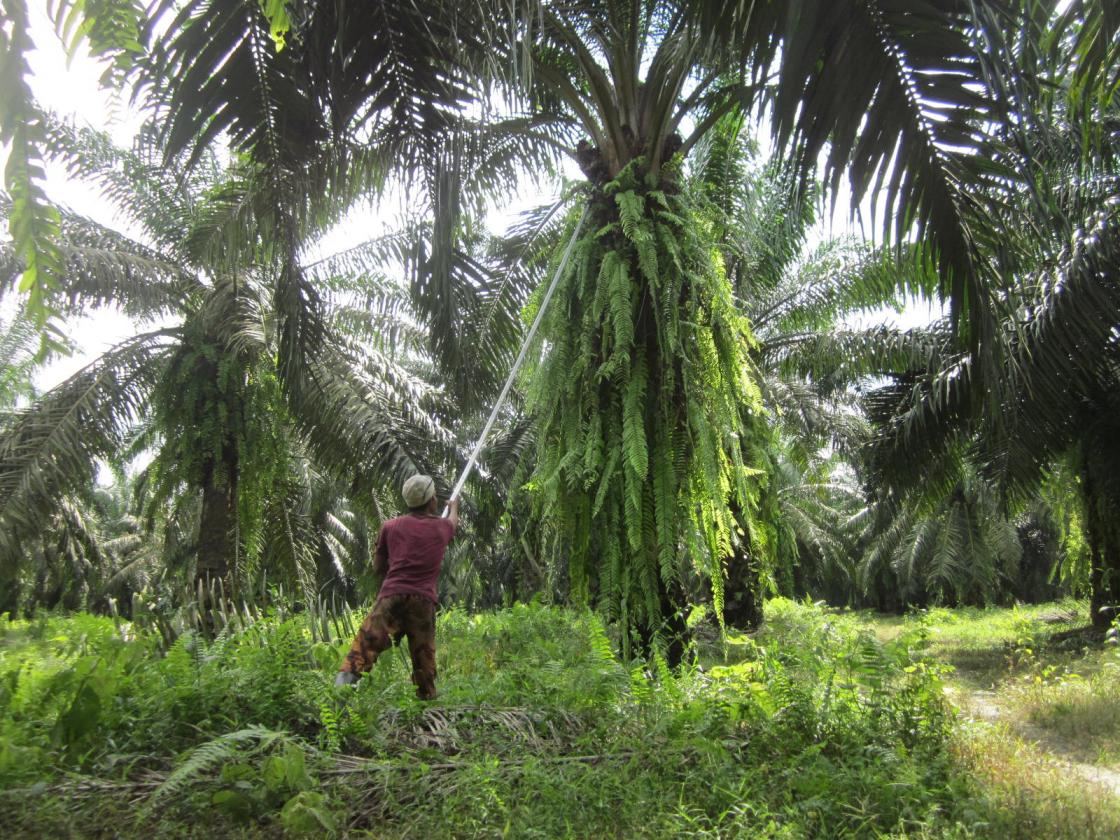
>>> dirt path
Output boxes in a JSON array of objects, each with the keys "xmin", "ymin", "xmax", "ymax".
[{"xmin": 950, "ymin": 686, "xmax": 1120, "ymax": 797}]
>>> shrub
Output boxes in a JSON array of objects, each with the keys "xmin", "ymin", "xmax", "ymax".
[{"xmin": 0, "ymin": 601, "xmax": 989, "ymax": 837}]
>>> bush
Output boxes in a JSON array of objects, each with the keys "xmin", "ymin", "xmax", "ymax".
[{"xmin": 0, "ymin": 601, "xmax": 989, "ymax": 838}]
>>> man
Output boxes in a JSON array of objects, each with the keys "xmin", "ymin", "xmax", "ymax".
[{"xmin": 335, "ymin": 474, "xmax": 459, "ymax": 699}]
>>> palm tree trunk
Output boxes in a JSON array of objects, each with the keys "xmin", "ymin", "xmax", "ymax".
[
  {"xmin": 1084, "ymin": 502, "xmax": 1120, "ymax": 632},
  {"xmin": 634, "ymin": 575, "xmax": 688, "ymax": 667},
  {"xmin": 723, "ymin": 500, "xmax": 764, "ymax": 630},
  {"xmin": 724, "ymin": 550, "xmax": 764, "ymax": 630},
  {"xmin": 0, "ymin": 570, "xmax": 18, "ymax": 618},
  {"xmin": 195, "ymin": 452, "xmax": 237, "ymax": 590},
  {"xmin": 1081, "ymin": 446, "xmax": 1120, "ymax": 632}
]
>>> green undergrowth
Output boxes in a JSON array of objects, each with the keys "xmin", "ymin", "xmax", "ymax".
[
  {"xmin": 0, "ymin": 599, "xmax": 1084, "ymax": 838},
  {"xmin": 854, "ymin": 600, "xmax": 1120, "ymax": 765},
  {"xmin": 853, "ymin": 601, "xmax": 1120, "ymax": 836},
  {"xmin": 857, "ymin": 600, "xmax": 1089, "ymax": 685}
]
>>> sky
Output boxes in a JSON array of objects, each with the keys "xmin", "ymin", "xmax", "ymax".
[{"xmin": 7, "ymin": 7, "xmax": 939, "ymax": 396}]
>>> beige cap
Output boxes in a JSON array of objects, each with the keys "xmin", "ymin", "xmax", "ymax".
[{"xmin": 402, "ymin": 474, "xmax": 436, "ymax": 508}]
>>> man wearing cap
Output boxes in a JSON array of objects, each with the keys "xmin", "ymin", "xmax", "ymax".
[{"xmin": 334, "ymin": 475, "xmax": 459, "ymax": 699}]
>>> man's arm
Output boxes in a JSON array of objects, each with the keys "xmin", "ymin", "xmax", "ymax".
[
  {"xmin": 447, "ymin": 497, "xmax": 460, "ymax": 531},
  {"xmin": 373, "ymin": 525, "xmax": 389, "ymax": 577}
]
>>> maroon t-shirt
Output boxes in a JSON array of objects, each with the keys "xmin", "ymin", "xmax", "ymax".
[{"xmin": 375, "ymin": 513, "xmax": 456, "ymax": 603}]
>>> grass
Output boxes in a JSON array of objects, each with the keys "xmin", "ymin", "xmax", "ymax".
[
  {"xmin": 954, "ymin": 724, "xmax": 1120, "ymax": 838},
  {"xmin": 0, "ymin": 599, "xmax": 1117, "ymax": 838},
  {"xmin": 851, "ymin": 600, "xmax": 1120, "ymax": 837},
  {"xmin": 851, "ymin": 600, "xmax": 1120, "ymax": 766},
  {"xmin": 857, "ymin": 600, "xmax": 1087, "ymax": 687},
  {"xmin": 1013, "ymin": 671, "xmax": 1120, "ymax": 765},
  {"xmin": 1002, "ymin": 625, "xmax": 1120, "ymax": 768}
]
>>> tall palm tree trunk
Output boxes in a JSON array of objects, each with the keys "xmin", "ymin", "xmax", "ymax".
[
  {"xmin": 723, "ymin": 500, "xmax": 764, "ymax": 630},
  {"xmin": 195, "ymin": 448, "xmax": 238, "ymax": 591},
  {"xmin": 0, "ymin": 577, "xmax": 18, "ymax": 618},
  {"xmin": 1082, "ymin": 451, "xmax": 1120, "ymax": 632}
]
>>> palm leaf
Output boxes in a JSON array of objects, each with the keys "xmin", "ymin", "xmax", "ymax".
[{"xmin": 0, "ymin": 329, "xmax": 174, "ymax": 557}]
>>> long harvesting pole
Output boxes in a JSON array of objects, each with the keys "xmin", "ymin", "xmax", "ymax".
[{"xmin": 443, "ymin": 207, "xmax": 589, "ymax": 516}]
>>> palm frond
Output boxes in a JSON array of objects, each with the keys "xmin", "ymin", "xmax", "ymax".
[
  {"xmin": 698, "ymin": 1, "xmax": 1012, "ymax": 349},
  {"xmin": 46, "ymin": 0, "xmax": 144, "ymax": 87},
  {"xmin": 283, "ymin": 336, "xmax": 455, "ymax": 499},
  {"xmin": 0, "ymin": 308, "xmax": 42, "ymax": 409},
  {"xmin": 0, "ymin": 201, "xmax": 201, "ymax": 319},
  {"xmin": 1057, "ymin": 1, "xmax": 1120, "ymax": 121},
  {"xmin": 0, "ymin": 328, "xmax": 174, "ymax": 558},
  {"xmin": 42, "ymin": 117, "xmax": 206, "ymax": 253},
  {"xmin": 138, "ymin": 0, "xmax": 487, "ymax": 177}
]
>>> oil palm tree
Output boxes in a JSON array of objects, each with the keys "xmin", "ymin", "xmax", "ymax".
[
  {"xmin": 0, "ymin": 120, "xmax": 459, "ymax": 609},
  {"xmin": 686, "ymin": 118, "xmax": 957, "ymax": 623},
  {"xmin": 2, "ymin": 113, "xmax": 554, "ymax": 615},
  {"xmin": 860, "ymin": 13, "xmax": 1120, "ymax": 628},
  {"xmin": 856, "ymin": 449, "xmax": 1024, "ymax": 609}
]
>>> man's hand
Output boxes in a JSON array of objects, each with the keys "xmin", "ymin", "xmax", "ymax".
[{"xmin": 447, "ymin": 496, "xmax": 460, "ymax": 530}]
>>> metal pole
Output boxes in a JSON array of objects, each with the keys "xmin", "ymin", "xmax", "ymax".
[{"xmin": 443, "ymin": 207, "xmax": 589, "ymax": 516}]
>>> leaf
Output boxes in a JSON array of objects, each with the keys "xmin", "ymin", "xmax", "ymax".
[
  {"xmin": 0, "ymin": 329, "xmax": 173, "ymax": 558},
  {"xmin": 0, "ymin": 0, "xmax": 63, "ymax": 325},
  {"xmin": 280, "ymin": 791, "xmax": 337, "ymax": 837},
  {"xmin": 211, "ymin": 789, "xmax": 256, "ymax": 821},
  {"xmin": 263, "ymin": 742, "xmax": 311, "ymax": 792},
  {"xmin": 2, "ymin": 0, "xmax": 145, "ymax": 329},
  {"xmin": 145, "ymin": 726, "xmax": 285, "ymax": 813},
  {"xmin": 257, "ymin": 0, "xmax": 291, "ymax": 50},
  {"xmin": 51, "ymin": 682, "xmax": 101, "ymax": 747}
]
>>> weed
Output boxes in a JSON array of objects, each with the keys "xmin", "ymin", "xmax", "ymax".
[{"xmin": 1, "ymin": 600, "xmax": 1103, "ymax": 838}]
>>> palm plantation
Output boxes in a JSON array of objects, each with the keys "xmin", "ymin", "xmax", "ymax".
[{"xmin": 0, "ymin": 1, "xmax": 1118, "ymax": 836}]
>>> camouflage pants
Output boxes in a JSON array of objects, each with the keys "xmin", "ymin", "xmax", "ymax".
[{"xmin": 339, "ymin": 594, "xmax": 437, "ymax": 699}]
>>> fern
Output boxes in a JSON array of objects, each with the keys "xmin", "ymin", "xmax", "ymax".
[
  {"xmin": 621, "ymin": 352, "xmax": 648, "ymax": 482},
  {"xmin": 317, "ymin": 702, "xmax": 341, "ymax": 753},
  {"xmin": 615, "ymin": 190, "xmax": 645, "ymax": 241},
  {"xmin": 528, "ymin": 158, "xmax": 770, "ymax": 651},
  {"xmin": 145, "ymin": 726, "xmax": 287, "ymax": 814},
  {"xmin": 0, "ymin": 0, "xmax": 63, "ymax": 328},
  {"xmin": 606, "ymin": 254, "xmax": 634, "ymax": 366}
]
